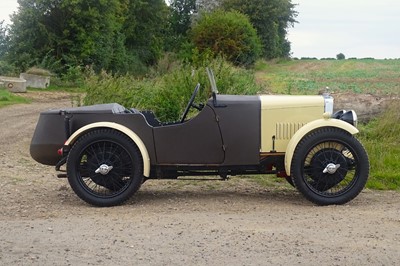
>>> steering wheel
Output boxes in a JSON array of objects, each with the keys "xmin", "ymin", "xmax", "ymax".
[{"xmin": 180, "ymin": 83, "xmax": 200, "ymax": 123}]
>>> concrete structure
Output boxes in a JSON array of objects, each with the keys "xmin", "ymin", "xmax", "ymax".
[
  {"xmin": 0, "ymin": 76, "xmax": 27, "ymax": 93},
  {"xmin": 20, "ymin": 73, "xmax": 50, "ymax": 89}
]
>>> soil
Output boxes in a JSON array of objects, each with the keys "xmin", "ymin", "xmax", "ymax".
[
  {"xmin": 0, "ymin": 91, "xmax": 399, "ymax": 266},
  {"xmin": 333, "ymin": 92, "xmax": 399, "ymax": 122}
]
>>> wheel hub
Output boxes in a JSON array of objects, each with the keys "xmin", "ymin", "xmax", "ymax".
[
  {"xmin": 308, "ymin": 148, "xmax": 349, "ymax": 191},
  {"xmin": 95, "ymin": 164, "xmax": 113, "ymax": 175},
  {"xmin": 323, "ymin": 163, "xmax": 341, "ymax": 174}
]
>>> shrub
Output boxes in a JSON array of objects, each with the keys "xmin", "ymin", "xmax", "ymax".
[
  {"xmin": 84, "ymin": 58, "xmax": 262, "ymax": 121},
  {"xmin": 191, "ymin": 10, "xmax": 262, "ymax": 67},
  {"xmin": 53, "ymin": 65, "xmax": 87, "ymax": 88},
  {"xmin": 0, "ymin": 60, "xmax": 17, "ymax": 76}
]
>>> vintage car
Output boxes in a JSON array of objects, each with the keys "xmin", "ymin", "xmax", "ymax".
[{"xmin": 30, "ymin": 69, "xmax": 369, "ymax": 207}]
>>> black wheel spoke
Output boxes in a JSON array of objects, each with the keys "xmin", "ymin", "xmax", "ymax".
[
  {"xmin": 77, "ymin": 141, "xmax": 131, "ymax": 195},
  {"xmin": 67, "ymin": 129, "xmax": 143, "ymax": 207},
  {"xmin": 291, "ymin": 128, "xmax": 369, "ymax": 205},
  {"xmin": 303, "ymin": 144, "xmax": 353, "ymax": 195}
]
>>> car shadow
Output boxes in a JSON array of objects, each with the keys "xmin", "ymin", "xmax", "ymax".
[{"xmin": 126, "ymin": 184, "xmax": 310, "ymax": 208}]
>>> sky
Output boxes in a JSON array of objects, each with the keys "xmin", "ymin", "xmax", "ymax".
[
  {"xmin": 288, "ymin": 0, "xmax": 400, "ymax": 59},
  {"xmin": 1, "ymin": 0, "xmax": 399, "ymax": 59},
  {"xmin": 0, "ymin": 0, "xmax": 18, "ymax": 25}
]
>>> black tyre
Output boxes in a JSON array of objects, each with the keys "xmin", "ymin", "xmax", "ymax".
[
  {"xmin": 291, "ymin": 127, "xmax": 369, "ymax": 205},
  {"xmin": 285, "ymin": 177, "xmax": 295, "ymax": 187},
  {"xmin": 66, "ymin": 129, "xmax": 143, "ymax": 207}
]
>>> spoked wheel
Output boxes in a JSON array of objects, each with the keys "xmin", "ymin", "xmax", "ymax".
[
  {"xmin": 291, "ymin": 127, "xmax": 369, "ymax": 205},
  {"xmin": 67, "ymin": 129, "xmax": 143, "ymax": 207}
]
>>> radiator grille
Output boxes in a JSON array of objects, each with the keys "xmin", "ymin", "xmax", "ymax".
[{"xmin": 275, "ymin": 123, "xmax": 305, "ymax": 140}]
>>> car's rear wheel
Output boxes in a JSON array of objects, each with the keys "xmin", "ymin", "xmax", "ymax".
[
  {"xmin": 291, "ymin": 127, "xmax": 369, "ymax": 205},
  {"xmin": 66, "ymin": 129, "xmax": 143, "ymax": 207},
  {"xmin": 285, "ymin": 177, "xmax": 295, "ymax": 187}
]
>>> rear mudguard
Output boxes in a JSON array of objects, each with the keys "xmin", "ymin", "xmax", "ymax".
[
  {"xmin": 64, "ymin": 122, "xmax": 150, "ymax": 177},
  {"xmin": 284, "ymin": 118, "xmax": 359, "ymax": 176}
]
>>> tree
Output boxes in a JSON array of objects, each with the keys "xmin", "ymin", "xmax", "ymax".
[
  {"xmin": 221, "ymin": 0, "xmax": 297, "ymax": 59},
  {"xmin": 0, "ymin": 20, "xmax": 9, "ymax": 60},
  {"xmin": 7, "ymin": 0, "xmax": 129, "ymax": 72},
  {"xmin": 124, "ymin": 0, "xmax": 169, "ymax": 66},
  {"xmin": 336, "ymin": 53, "xmax": 346, "ymax": 60},
  {"xmin": 168, "ymin": 0, "xmax": 197, "ymax": 36},
  {"xmin": 6, "ymin": 0, "xmax": 169, "ymax": 74},
  {"xmin": 196, "ymin": 0, "xmax": 221, "ymax": 12},
  {"xmin": 191, "ymin": 10, "xmax": 262, "ymax": 66}
]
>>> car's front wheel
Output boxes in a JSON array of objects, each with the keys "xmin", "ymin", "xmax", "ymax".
[
  {"xmin": 66, "ymin": 129, "xmax": 143, "ymax": 207},
  {"xmin": 291, "ymin": 127, "xmax": 369, "ymax": 205}
]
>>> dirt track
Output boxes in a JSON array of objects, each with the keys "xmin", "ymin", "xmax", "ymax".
[{"xmin": 0, "ymin": 91, "xmax": 399, "ymax": 265}]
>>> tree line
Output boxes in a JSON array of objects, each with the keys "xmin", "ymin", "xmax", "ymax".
[{"xmin": 0, "ymin": 0, "xmax": 297, "ymax": 75}]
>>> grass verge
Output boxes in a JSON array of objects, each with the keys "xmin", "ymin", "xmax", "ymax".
[
  {"xmin": 358, "ymin": 101, "xmax": 400, "ymax": 189},
  {"xmin": 0, "ymin": 88, "xmax": 30, "ymax": 107}
]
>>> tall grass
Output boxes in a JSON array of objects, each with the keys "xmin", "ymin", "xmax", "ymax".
[
  {"xmin": 84, "ymin": 58, "xmax": 262, "ymax": 121},
  {"xmin": 358, "ymin": 101, "xmax": 400, "ymax": 189}
]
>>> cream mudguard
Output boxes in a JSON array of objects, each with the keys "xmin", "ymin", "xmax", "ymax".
[
  {"xmin": 64, "ymin": 122, "xmax": 151, "ymax": 177},
  {"xmin": 283, "ymin": 117, "xmax": 359, "ymax": 175},
  {"xmin": 259, "ymin": 95, "xmax": 359, "ymax": 175}
]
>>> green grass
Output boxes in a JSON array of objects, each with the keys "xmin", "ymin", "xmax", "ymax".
[
  {"xmin": 255, "ymin": 59, "xmax": 400, "ymax": 95},
  {"xmin": 0, "ymin": 88, "xmax": 30, "ymax": 107},
  {"xmin": 358, "ymin": 101, "xmax": 400, "ymax": 189},
  {"xmin": 362, "ymin": 140, "xmax": 400, "ymax": 190}
]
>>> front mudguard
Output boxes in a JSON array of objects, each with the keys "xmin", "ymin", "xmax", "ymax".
[{"xmin": 284, "ymin": 118, "xmax": 359, "ymax": 176}]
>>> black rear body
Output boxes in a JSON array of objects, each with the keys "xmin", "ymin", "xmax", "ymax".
[{"xmin": 30, "ymin": 96, "xmax": 266, "ymax": 178}]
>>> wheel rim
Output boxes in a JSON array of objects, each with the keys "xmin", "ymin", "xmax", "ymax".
[
  {"xmin": 302, "ymin": 141, "xmax": 358, "ymax": 197},
  {"xmin": 75, "ymin": 140, "xmax": 134, "ymax": 198}
]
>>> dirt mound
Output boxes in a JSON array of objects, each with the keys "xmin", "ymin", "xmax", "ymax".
[{"xmin": 333, "ymin": 92, "xmax": 399, "ymax": 122}]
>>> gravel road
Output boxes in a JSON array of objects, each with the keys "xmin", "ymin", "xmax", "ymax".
[{"xmin": 0, "ymin": 91, "xmax": 399, "ymax": 265}]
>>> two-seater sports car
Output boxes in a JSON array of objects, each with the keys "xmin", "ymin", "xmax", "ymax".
[{"xmin": 30, "ymin": 68, "xmax": 369, "ymax": 207}]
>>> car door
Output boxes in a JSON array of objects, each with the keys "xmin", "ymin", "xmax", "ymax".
[{"xmin": 153, "ymin": 105, "xmax": 224, "ymax": 164}]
